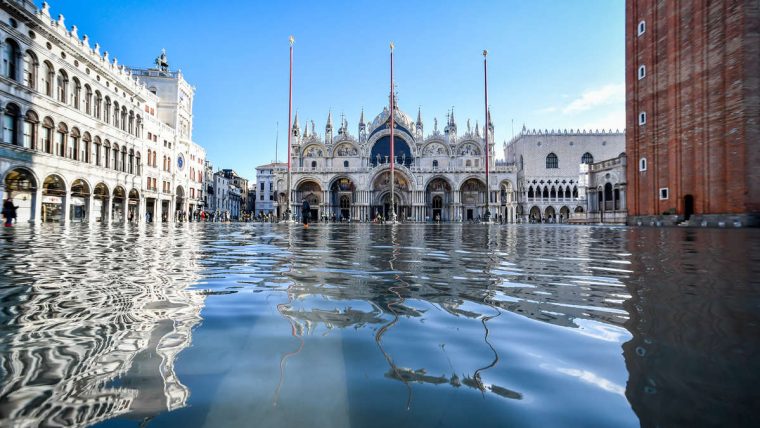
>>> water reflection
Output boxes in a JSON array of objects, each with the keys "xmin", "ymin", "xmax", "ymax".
[
  {"xmin": 0, "ymin": 225, "xmax": 205, "ymax": 426},
  {"xmin": 623, "ymin": 228, "xmax": 760, "ymax": 426},
  {"xmin": 0, "ymin": 223, "xmax": 757, "ymax": 427}
]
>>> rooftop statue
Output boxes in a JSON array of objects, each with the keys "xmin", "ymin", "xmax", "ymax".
[{"xmin": 155, "ymin": 49, "xmax": 169, "ymax": 72}]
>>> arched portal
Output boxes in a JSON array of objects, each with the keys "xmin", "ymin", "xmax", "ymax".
[
  {"xmin": 175, "ymin": 186, "xmax": 185, "ymax": 221},
  {"xmin": 69, "ymin": 179, "xmax": 90, "ymax": 222},
  {"xmin": 128, "ymin": 189, "xmax": 139, "ymax": 222},
  {"xmin": 544, "ymin": 206, "xmax": 556, "ymax": 222},
  {"xmin": 371, "ymin": 170, "xmax": 410, "ymax": 220},
  {"xmin": 42, "ymin": 174, "xmax": 66, "ymax": 223},
  {"xmin": 425, "ymin": 177, "xmax": 452, "ymax": 222},
  {"xmin": 296, "ymin": 180, "xmax": 322, "ymax": 222},
  {"xmin": 559, "ymin": 206, "xmax": 570, "ymax": 223},
  {"xmin": 3, "ymin": 168, "xmax": 37, "ymax": 223},
  {"xmin": 112, "ymin": 186, "xmax": 126, "ymax": 223},
  {"xmin": 93, "ymin": 183, "xmax": 109, "ymax": 222},
  {"xmin": 459, "ymin": 178, "xmax": 487, "ymax": 221},
  {"xmin": 500, "ymin": 180, "xmax": 515, "ymax": 223},
  {"xmin": 529, "ymin": 206, "xmax": 541, "ymax": 223},
  {"xmin": 329, "ymin": 177, "xmax": 355, "ymax": 221}
]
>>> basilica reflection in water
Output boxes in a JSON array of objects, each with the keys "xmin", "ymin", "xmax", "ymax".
[
  {"xmin": 272, "ymin": 224, "xmax": 632, "ymax": 405},
  {"xmin": 0, "ymin": 225, "xmax": 205, "ymax": 426}
]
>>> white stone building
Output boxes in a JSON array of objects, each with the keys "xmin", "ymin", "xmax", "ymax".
[
  {"xmin": 503, "ymin": 127, "xmax": 625, "ymax": 222},
  {"xmin": 577, "ymin": 153, "xmax": 628, "ymax": 224},
  {"xmin": 255, "ymin": 162, "xmax": 286, "ymax": 216},
  {"xmin": 274, "ymin": 104, "xmax": 518, "ymax": 222},
  {"xmin": 0, "ymin": 1, "xmax": 205, "ymax": 224}
]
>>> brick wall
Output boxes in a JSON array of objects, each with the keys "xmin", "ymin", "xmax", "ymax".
[{"xmin": 626, "ymin": 0, "xmax": 760, "ymax": 217}]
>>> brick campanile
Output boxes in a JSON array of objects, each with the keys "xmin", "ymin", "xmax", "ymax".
[{"xmin": 626, "ymin": 0, "xmax": 760, "ymax": 225}]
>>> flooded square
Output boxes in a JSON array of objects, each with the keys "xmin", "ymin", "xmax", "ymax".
[{"xmin": 0, "ymin": 223, "xmax": 758, "ymax": 427}]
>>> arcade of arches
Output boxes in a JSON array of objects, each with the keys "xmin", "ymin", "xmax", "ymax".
[
  {"xmin": 289, "ymin": 171, "xmax": 520, "ymax": 222},
  {"xmin": 1, "ymin": 166, "xmax": 191, "ymax": 224}
]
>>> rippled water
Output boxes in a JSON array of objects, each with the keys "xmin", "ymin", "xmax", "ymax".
[{"xmin": 0, "ymin": 223, "xmax": 758, "ymax": 427}]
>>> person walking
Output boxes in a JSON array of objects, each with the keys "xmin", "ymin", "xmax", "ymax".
[
  {"xmin": 301, "ymin": 199, "xmax": 311, "ymax": 228},
  {"xmin": 2, "ymin": 195, "xmax": 17, "ymax": 227}
]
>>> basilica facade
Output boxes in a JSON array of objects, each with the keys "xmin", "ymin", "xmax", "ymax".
[
  {"xmin": 0, "ymin": 1, "xmax": 205, "ymax": 224},
  {"xmin": 274, "ymin": 104, "xmax": 520, "ymax": 222}
]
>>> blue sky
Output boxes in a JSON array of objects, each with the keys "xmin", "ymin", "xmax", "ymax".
[{"xmin": 51, "ymin": 0, "xmax": 624, "ymax": 180}]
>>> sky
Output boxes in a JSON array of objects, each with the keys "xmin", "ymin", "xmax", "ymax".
[{"xmin": 49, "ymin": 0, "xmax": 625, "ymax": 181}]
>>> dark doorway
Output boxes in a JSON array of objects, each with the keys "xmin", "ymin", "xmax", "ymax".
[
  {"xmin": 684, "ymin": 194, "xmax": 694, "ymax": 220},
  {"xmin": 467, "ymin": 209, "xmax": 474, "ymax": 221}
]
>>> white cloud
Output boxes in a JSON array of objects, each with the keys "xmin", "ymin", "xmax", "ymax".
[
  {"xmin": 536, "ymin": 106, "xmax": 558, "ymax": 114},
  {"xmin": 580, "ymin": 107, "xmax": 626, "ymax": 132},
  {"xmin": 563, "ymin": 83, "xmax": 625, "ymax": 115}
]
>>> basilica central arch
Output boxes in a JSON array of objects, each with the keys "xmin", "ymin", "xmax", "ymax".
[
  {"xmin": 370, "ymin": 170, "xmax": 411, "ymax": 220},
  {"xmin": 329, "ymin": 177, "xmax": 355, "ymax": 221},
  {"xmin": 425, "ymin": 177, "xmax": 453, "ymax": 222}
]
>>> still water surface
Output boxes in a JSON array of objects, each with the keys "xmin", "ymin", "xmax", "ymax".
[{"xmin": 0, "ymin": 224, "xmax": 758, "ymax": 427}]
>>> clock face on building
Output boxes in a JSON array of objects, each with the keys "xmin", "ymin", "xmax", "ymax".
[{"xmin": 177, "ymin": 155, "xmax": 184, "ymax": 170}]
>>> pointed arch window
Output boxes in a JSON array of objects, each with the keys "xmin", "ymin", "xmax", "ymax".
[
  {"xmin": 546, "ymin": 153, "xmax": 558, "ymax": 169},
  {"xmin": 581, "ymin": 152, "xmax": 594, "ymax": 164}
]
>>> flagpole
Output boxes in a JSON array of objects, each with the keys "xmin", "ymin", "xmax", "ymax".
[
  {"xmin": 390, "ymin": 41, "xmax": 396, "ymax": 223},
  {"xmin": 483, "ymin": 49, "xmax": 490, "ymax": 222},
  {"xmin": 286, "ymin": 35, "xmax": 294, "ymax": 222}
]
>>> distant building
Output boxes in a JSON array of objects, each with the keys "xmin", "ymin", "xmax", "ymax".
[
  {"xmin": 255, "ymin": 162, "xmax": 286, "ymax": 216},
  {"xmin": 626, "ymin": 0, "xmax": 760, "ymax": 226},
  {"xmin": 221, "ymin": 169, "xmax": 251, "ymax": 218},
  {"xmin": 504, "ymin": 128, "xmax": 626, "ymax": 223}
]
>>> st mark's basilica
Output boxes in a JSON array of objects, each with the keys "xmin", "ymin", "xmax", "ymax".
[{"xmin": 275, "ymin": 100, "xmax": 520, "ymax": 223}]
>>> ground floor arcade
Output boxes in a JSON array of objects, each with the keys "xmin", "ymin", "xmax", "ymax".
[{"xmin": 1, "ymin": 165, "xmax": 198, "ymax": 225}]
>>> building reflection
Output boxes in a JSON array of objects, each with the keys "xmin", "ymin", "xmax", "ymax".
[
  {"xmin": 273, "ymin": 224, "xmax": 632, "ymax": 404},
  {"xmin": 0, "ymin": 225, "xmax": 205, "ymax": 426},
  {"xmin": 623, "ymin": 228, "xmax": 760, "ymax": 426}
]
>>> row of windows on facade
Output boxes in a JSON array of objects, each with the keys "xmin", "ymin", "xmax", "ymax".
[
  {"xmin": 527, "ymin": 185, "xmax": 579, "ymax": 199},
  {"xmin": 636, "ymin": 20, "xmax": 648, "ymax": 125},
  {"xmin": 1, "ymin": 103, "xmax": 145, "ymax": 174},
  {"xmin": 143, "ymin": 177, "xmax": 200, "ymax": 198},
  {"xmin": 544, "ymin": 152, "xmax": 595, "ymax": 169},
  {"xmin": 1, "ymin": 39, "xmax": 144, "ymax": 138}
]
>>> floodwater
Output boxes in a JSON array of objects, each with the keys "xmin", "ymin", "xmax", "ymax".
[{"xmin": 0, "ymin": 223, "xmax": 758, "ymax": 427}]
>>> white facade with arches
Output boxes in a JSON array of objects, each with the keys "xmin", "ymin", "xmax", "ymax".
[
  {"xmin": 0, "ymin": 1, "xmax": 205, "ymax": 224},
  {"xmin": 275, "ymin": 105, "xmax": 519, "ymax": 222},
  {"xmin": 504, "ymin": 127, "xmax": 625, "ymax": 223}
]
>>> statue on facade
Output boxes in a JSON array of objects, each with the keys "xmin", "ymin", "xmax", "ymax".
[{"xmin": 155, "ymin": 49, "xmax": 169, "ymax": 71}]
